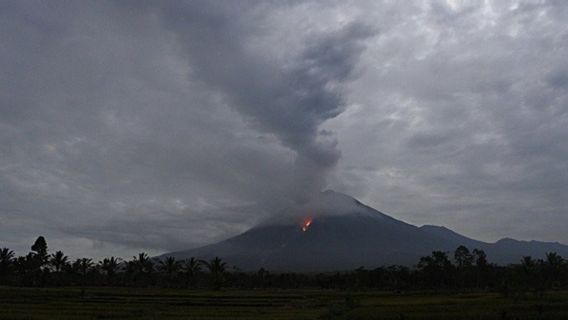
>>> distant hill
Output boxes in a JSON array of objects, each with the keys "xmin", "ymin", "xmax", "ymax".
[{"xmin": 160, "ymin": 190, "xmax": 568, "ymax": 271}]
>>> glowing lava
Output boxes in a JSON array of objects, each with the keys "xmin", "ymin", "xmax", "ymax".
[{"xmin": 301, "ymin": 217, "xmax": 313, "ymax": 232}]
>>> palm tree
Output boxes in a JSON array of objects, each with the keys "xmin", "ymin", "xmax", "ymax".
[
  {"xmin": 99, "ymin": 257, "xmax": 120, "ymax": 277},
  {"xmin": 14, "ymin": 256, "xmax": 29, "ymax": 275},
  {"xmin": 545, "ymin": 252, "xmax": 564, "ymax": 268},
  {"xmin": 49, "ymin": 251, "xmax": 69, "ymax": 273},
  {"xmin": 521, "ymin": 256, "xmax": 535, "ymax": 271},
  {"xmin": 158, "ymin": 257, "xmax": 180, "ymax": 287},
  {"xmin": 72, "ymin": 258, "xmax": 94, "ymax": 276},
  {"xmin": 158, "ymin": 257, "xmax": 180, "ymax": 275},
  {"xmin": 130, "ymin": 253, "xmax": 155, "ymax": 286},
  {"xmin": 181, "ymin": 257, "xmax": 201, "ymax": 287},
  {"xmin": 0, "ymin": 248, "xmax": 15, "ymax": 277},
  {"xmin": 545, "ymin": 252, "xmax": 564, "ymax": 286},
  {"xmin": 202, "ymin": 257, "xmax": 227, "ymax": 274},
  {"xmin": 201, "ymin": 257, "xmax": 227, "ymax": 290},
  {"xmin": 133, "ymin": 253, "xmax": 154, "ymax": 274}
]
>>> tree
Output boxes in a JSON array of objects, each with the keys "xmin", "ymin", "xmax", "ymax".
[
  {"xmin": 454, "ymin": 246, "xmax": 474, "ymax": 288},
  {"xmin": 158, "ymin": 257, "xmax": 180, "ymax": 275},
  {"xmin": 202, "ymin": 257, "xmax": 227, "ymax": 274},
  {"xmin": 31, "ymin": 236, "xmax": 48, "ymax": 257},
  {"xmin": 472, "ymin": 249, "xmax": 489, "ymax": 288},
  {"xmin": 417, "ymin": 251, "xmax": 453, "ymax": 288},
  {"xmin": 13, "ymin": 256, "xmax": 30, "ymax": 275},
  {"xmin": 472, "ymin": 249, "xmax": 488, "ymax": 268},
  {"xmin": 99, "ymin": 257, "xmax": 120, "ymax": 277},
  {"xmin": 545, "ymin": 252, "xmax": 564, "ymax": 286},
  {"xmin": 133, "ymin": 253, "xmax": 154, "ymax": 275},
  {"xmin": 521, "ymin": 256, "xmax": 535, "ymax": 270},
  {"xmin": 71, "ymin": 258, "xmax": 94, "ymax": 276},
  {"xmin": 202, "ymin": 257, "xmax": 227, "ymax": 290},
  {"xmin": 31, "ymin": 236, "xmax": 48, "ymax": 269},
  {"xmin": 158, "ymin": 257, "xmax": 180, "ymax": 287},
  {"xmin": 181, "ymin": 257, "xmax": 201, "ymax": 287},
  {"xmin": 454, "ymin": 246, "xmax": 473, "ymax": 269},
  {"xmin": 49, "ymin": 251, "xmax": 69, "ymax": 273},
  {"xmin": 0, "ymin": 248, "xmax": 15, "ymax": 277}
]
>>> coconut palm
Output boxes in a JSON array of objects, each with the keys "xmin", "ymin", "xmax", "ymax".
[
  {"xmin": 49, "ymin": 251, "xmax": 69, "ymax": 273},
  {"xmin": 0, "ymin": 248, "xmax": 15, "ymax": 276},
  {"xmin": 133, "ymin": 253, "xmax": 154, "ymax": 274},
  {"xmin": 181, "ymin": 257, "xmax": 201, "ymax": 287},
  {"xmin": 202, "ymin": 257, "xmax": 227, "ymax": 274},
  {"xmin": 158, "ymin": 257, "xmax": 180, "ymax": 275},
  {"xmin": 201, "ymin": 257, "xmax": 227, "ymax": 289},
  {"xmin": 72, "ymin": 258, "xmax": 94, "ymax": 276},
  {"xmin": 99, "ymin": 257, "xmax": 120, "ymax": 276},
  {"xmin": 545, "ymin": 252, "xmax": 564, "ymax": 285}
]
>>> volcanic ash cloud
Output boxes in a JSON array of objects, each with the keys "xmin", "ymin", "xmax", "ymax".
[{"xmin": 154, "ymin": 2, "xmax": 374, "ymax": 203}]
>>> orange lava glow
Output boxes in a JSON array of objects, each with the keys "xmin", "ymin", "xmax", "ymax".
[{"xmin": 301, "ymin": 217, "xmax": 313, "ymax": 232}]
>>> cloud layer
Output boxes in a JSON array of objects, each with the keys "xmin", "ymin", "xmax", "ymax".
[{"xmin": 1, "ymin": 1, "xmax": 568, "ymax": 258}]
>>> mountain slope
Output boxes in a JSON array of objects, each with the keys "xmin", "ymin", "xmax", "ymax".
[{"xmin": 161, "ymin": 191, "xmax": 568, "ymax": 271}]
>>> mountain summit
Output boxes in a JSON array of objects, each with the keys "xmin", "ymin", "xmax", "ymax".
[{"xmin": 161, "ymin": 191, "xmax": 568, "ymax": 271}]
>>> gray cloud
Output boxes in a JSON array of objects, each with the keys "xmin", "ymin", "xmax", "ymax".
[{"xmin": 1, "ymin": 1, "xmax": 568, "ymax": 259}]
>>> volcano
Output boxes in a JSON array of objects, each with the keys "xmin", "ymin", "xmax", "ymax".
[{"xmin": 161, "ymin": 191, "xmax": 568, "ymax": 271}]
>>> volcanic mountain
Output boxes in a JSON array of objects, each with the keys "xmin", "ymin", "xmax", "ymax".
[{"xmin": 161, "ymin": 191, "xmax": 568, "ymax": 271}]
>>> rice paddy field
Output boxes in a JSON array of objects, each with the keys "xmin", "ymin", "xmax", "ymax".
[{"xmin": 2, "ymin": 287, "xmax": 568, "ymax": 319}]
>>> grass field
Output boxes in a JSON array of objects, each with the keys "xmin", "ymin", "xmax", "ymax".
[{"xmin": 2, "ymin": 287, "xmax": 568, "ymax": 319}]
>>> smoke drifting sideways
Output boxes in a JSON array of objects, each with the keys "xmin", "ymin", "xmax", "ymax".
[{"xmin": 151, "ymin": 2, "xmax": 375, "ymax": 204}]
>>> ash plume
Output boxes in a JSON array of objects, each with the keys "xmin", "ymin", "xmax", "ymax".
[{"xmin": 152, "ymin": 2, "xmax": 374, "ymax": 202}]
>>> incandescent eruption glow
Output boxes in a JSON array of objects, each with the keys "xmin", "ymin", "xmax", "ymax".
[{"xmin": 301, "ymin": 217, "xmax": 313, "ymax": 232}]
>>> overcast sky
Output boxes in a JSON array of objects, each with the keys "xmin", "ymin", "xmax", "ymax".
[{"xmin": 2, "ymin": 0, "xmax": 568, "ymax": 259}]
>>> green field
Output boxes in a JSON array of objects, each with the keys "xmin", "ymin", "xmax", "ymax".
[{"xmin": 2, "ymin": 287, "xmax": 568, "ymax": 319}]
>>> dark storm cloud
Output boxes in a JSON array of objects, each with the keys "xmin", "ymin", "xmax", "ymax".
[{"xmin": 2, "ymin": 1, "xmax": 568, "ymax": 258}]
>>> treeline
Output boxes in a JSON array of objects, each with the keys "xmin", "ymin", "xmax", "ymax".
[{"xmin": 1, "ymin": 236, "xmax": 568, "ymax": 292}]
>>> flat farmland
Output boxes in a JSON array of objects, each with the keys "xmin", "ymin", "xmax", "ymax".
[{"xmin": 2, "ymin": 287, "xmax": 568, "ymax": 319}]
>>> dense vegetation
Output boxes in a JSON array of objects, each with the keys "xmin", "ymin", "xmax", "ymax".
[{"xmin": 2, "ymin": 236, "xmax": 568, "ymax": 294}]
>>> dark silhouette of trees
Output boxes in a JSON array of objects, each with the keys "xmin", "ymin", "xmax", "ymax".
[
  {"xmin": 48, "ymin": 250, "xmax": 69, "ymax": 286},
  {"xmin": 72, "ymin": 258, "xmax": 94, "ymax": 276},
  {"xmin": 417, "ymin": 251, "xmax": 454, "ymax": 289},
  {"xmin": 202, "ymin": 257, "xmax": 227, "ymax": 289},
  {"xmin": 181, "ymin": 257, "xmax": 201, "ymax": 288},
  {"xmin": 133, "ymin": 253, "xmax": 154, "ymax": 275},
  {"xmin": 49, "ymin": 251, "xmax": 69, "ymax": 273},
  {"xmin": 454, "ymin": 246, "xmax": 473, "ymax": 268},
  {"xmin": 31, "ymin": 236, "xmax": 48, "ymax": 266},
  {"xmin": 99, "ymin": 257, "xmax": 120, "ymax": 286},
  {"xmin": 2, "ymin": 237, "xmax": 568, "ymax": 292},
  {"xmin": 99, "ymin": 257, "xmax": 120, "ymax": 276},
  {"xmin": 472, "ymin": 248, "xmax": 489, "ymax": 288},
  {"xmin": 158, "ymin": 256, "xmax": 180, "ymax": 287},
  {"xmin": 158, "ymin": 257, "xmax": 180, "ymax": 275},
  {"xmin": 454, "ymin": 246, "xmax": 474, "ymax": 288},
  {"xmin": 545, "ymin": 252, "xmax": 564, "ymax": 287},
  {"xmin": 0, "ymin": 248, "xmax": 15, "ymax": 281}
]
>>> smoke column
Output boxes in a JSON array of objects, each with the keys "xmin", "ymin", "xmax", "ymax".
[{"xmin": 153, "ymin": 2, "xmax": 373, "ymax": 202}]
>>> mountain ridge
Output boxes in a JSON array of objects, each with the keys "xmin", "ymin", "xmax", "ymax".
[{"xmin": 161, "ymin": 191, "xmax": 568, "ymax": 271}]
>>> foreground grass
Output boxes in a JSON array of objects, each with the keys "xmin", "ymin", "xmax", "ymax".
[{"xmin": 1, "ymin": 287, "xmax": 568, "ymax": 319}]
